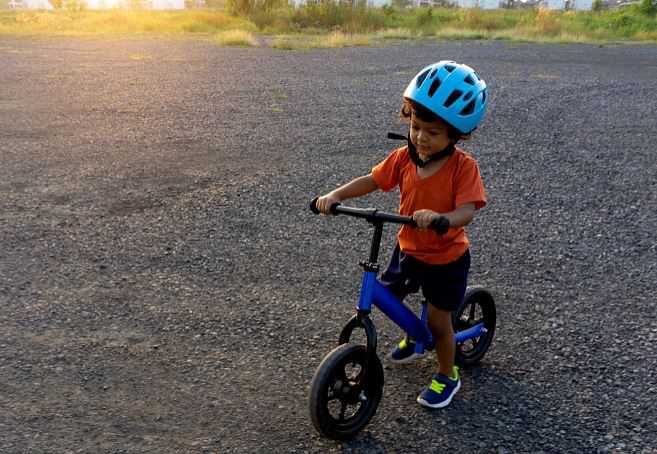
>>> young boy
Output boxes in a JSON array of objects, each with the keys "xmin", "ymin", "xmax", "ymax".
[{"xmin": 315, "ymin": 61, "xmax": 488, "ymax": 409}]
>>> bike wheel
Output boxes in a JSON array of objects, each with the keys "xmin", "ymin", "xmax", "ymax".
[
  {"xmin": 309, "ymin": 343, "xmax": 384, "ymax": 440},
  {"xmin": 453, "ymin": 287, "xmax": 496, "ymax": 367}
]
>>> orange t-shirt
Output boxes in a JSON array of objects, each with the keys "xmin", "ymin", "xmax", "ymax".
[{"xmin": 371, "ymin": 146, "xmax": 487, "ymax": 265}]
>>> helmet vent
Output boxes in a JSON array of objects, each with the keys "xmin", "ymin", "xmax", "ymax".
[
  {"xmin": 464, "ymin": 75, "xmax": 475, "ymax": 85},
  {"xmin": 429, "ymin": 68, "xmax": 438, "ymax": 79},
  {"xmin": 481, "ymin": 91, "xmax": 487, "ymax": 104},
  {"xmin": 445, "ymin": 65, "xmax": 456, "ymax": 73},
  {"xmin": 416, "ymin": 69, "xmax": 431, "ymax": 88},
  {"xmin": 463, "ymin": 91, "xmax": 473, "ymax": 101},
  {"xmin": 460, "ymin": 99, "xmax": 476, "ymax": 116},
  {"xmin": 428, "ymin": 78, "xmax": 442, "ymax": 97},
  {"xmin": 444, "ymin": 90, "xmax": 463, "ymax": 108}
]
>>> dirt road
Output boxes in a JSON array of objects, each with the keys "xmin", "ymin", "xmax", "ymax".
[{"xmin": 1, "ymin": 37, "xmax": 656, "ymax": 453}]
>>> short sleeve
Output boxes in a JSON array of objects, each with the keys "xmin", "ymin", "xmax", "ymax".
[
  {"xmin": 371, "ymin": 148, "xmax": 405, "ymax": 192},
  {"xmin": 454, "ymin": 156, "xmax": 487, "ymax": 210}
]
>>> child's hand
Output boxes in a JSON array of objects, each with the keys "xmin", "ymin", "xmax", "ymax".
[
  {"xmin": 412, "ymin": 209, "xmax": 441, "ymax": 229},
  {"xmin": 316, "ymin": 193, "xmax": 342, "ymax": 215}
]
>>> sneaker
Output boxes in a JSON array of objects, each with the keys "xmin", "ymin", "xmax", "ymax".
[
  {"xmin": 416, "ymin": 367, "xmax": 461, "ymax": 409},
  {"xmin": 387, "ymin": 337, "xmax": 425, "ymax": 364}
]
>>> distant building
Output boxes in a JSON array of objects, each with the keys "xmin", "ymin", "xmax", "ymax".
[
  {"xmin": 152, "ymin": 0, "xmax": 183, "ymax": 8},
  {"xmin": 21, "ymin": 0, "xmax": 54, "ymax": 8},
  {"xmin": 85, "ymin": 0, "xmax": 125, "ymax": 8},
  {"xmin": 570, "ymin": 0, "xmax": 592, "ymax": 9},
  {"xmin": 479, "ymin": 0, "xmax": 503, "ymax": 7}
]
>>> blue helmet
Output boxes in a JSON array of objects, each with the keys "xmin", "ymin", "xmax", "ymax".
[{"xmin": 403, "ymin": 60, "xmax": 488, "ymax": 135}]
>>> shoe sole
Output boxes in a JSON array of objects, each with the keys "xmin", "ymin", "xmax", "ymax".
[
  {"xmin": 416, "ymin": 380, "xmax": 461, "ymax": 409},
  {"xmin": 386, "ymin": 352, "xmax": 425, "ymax": 365}
]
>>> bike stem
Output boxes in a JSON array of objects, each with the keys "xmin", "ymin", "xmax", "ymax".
[{"xmin": 361, "ymin": 221, "xmax": 383, "ymax": 272}]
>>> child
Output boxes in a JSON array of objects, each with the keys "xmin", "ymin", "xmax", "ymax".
[{"xmin": 315, "ymin": 60, "xmax": 488, "ymax": 409}]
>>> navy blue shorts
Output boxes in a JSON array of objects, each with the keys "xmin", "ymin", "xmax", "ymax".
[{"xmin": 378, "ymin": 244, "xmax": 470, "ymax": 312}]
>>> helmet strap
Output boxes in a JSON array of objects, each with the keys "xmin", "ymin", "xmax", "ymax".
[
  {"xmin": 387, "ymin": 132, "xmax": 455, "ymax": 168},
  {"xmin": 408, "ymin": 136, "xmax": 455, "ymax": 168}
]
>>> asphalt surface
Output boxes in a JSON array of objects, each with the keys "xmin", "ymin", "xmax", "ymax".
[{"xmin": 1, "ymin": 37, "xmax": 656, "ymax": 453}]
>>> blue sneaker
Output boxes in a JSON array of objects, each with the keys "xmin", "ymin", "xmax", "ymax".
[
  {"xmin": 387, "ymin": 338, "xmax": 425, "ymax": 364},
  {"xmin": 417, "ymin": 367, "xmax": 461, "ymax": 409}
]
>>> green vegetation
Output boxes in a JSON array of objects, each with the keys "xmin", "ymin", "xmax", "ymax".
[
  {"xmin": 271, "ymin": 30, "xmax": 370, "ymax": 49},
  {"xmin": 215, "ymin": 28, "xmax": 258, "ymax": 45},
  {"xmin": 0, "ymin": 10, "xmax": 254, "ymax": 36},
  {"xmin": 0, "ymin": 3, "xmax": 656, "ymax": 45}
]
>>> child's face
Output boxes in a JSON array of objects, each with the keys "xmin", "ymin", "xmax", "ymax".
[{"xmin": 409, "ymin": 112, "xmax": 451, "ymax": 157}]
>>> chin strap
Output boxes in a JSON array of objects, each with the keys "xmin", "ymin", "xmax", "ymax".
[{"xmin": 387, "ymin": 132, "xmax": 455, "ymax": 168}]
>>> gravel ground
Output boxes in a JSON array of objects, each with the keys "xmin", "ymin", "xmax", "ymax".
[{"xmin": 1, "ymin": 37, "xmax": 656, "ymax": 454}]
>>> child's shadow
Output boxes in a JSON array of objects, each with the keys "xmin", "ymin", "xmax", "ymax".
[{"xmin": 338, "ymin": 362, "xmax": 589, "ymax": 452}]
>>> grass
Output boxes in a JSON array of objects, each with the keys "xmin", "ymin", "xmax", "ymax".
[
  {"xmin": 0, "ymin": 10, "xmax": 254, "ymax": 36},
  {"xmin": 272, "ymin": 31, "xmax": 370, "ymax": 50},
  {"xmin": 215, "ymin": 28, "xmax": 257, "ymax": 46},
  {"xmin": 0, "ymin": 5, "xmax": 656, "ymax": 45},
  {"xmin": 375, "ymin": 27, "xmax": 415, "ymax": 40}
]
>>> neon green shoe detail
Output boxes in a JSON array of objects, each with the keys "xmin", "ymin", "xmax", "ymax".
[
  {"xmin": 450, "ymin": 366, "xmax": 459, "ymax": 381},
  {"xmin": 387, "ymin": 337, "xmax": 425, "ymax": 364},
  {"xmin": 430, "ymin": 379, "xmax": 446, "ymax": 394},
  {"xmin": 417, "ymin": 371, "xmax": 461, "ymax": 409}
]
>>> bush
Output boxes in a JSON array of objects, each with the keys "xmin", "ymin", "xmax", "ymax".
[
  {"xmin": 463, "ymin": 8, "xmax": 511, "ymax": 31},
  {"xmin": 226, "ymin": 0, "xmax": 254, "ymax": 15},
  {"xmin": 639, "ymin": 0, "xmax": 656, "ymax": 15},
  {"xmin": 226, "ymin": 0, "xmax": 285, "ymax": 16},
  {"xmin": 534, "ymin": 8, "xmax": 562, "ymax": 36}
]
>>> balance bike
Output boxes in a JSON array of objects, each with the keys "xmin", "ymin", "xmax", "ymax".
[{"xmin": 308, "ymin": 198, "xmax": 496, "ymax": 440}]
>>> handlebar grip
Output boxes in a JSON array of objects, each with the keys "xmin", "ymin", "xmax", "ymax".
[
  {"xmin": 310, "ymin": 197, "xmax": 341, "ymax": 215},
  {"xmin": 429, "ymin": 216, "xmax": 450, "ymax": 235}
]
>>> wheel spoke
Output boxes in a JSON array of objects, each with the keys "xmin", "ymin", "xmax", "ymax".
[
  {"xmin": 353, "ymin": 365, "xmax": 366, "ymax": 385},
  {"xmin": 339, "ymin": 401, "xmax": 348, "ymax": 422}
]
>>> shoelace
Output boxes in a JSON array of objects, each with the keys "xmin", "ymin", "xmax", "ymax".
[{"xmin": 430, "ymin": 379, "xmax": 446, "ymax": 394}]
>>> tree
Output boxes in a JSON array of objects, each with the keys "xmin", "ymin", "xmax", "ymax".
[
  {"xmin": 226, "ymin": 0, "xmax": 255, "ymax": 15},
  {"xmin": 639, "ymin": 0, "xmax": 656, "ymax": 15}
]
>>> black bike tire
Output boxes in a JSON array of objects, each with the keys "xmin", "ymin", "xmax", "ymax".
[
  {"xmin": 308, "ymin": 343, "xmax": 384, "ymax": 440},
  {"xmin": 454, "ymin": 287, "xmax": 496, "ymax": 367}
]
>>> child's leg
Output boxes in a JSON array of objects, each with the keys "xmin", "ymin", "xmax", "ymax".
[
  {"xmin": 416, "ymin": 251, "xmax": 469, "ymax": 408},
  {"xmin": 427, "ymin": 305, "xmax": 456, "ymax": 378},
  {"xmin": 416, "ymin": 304, "xmax": 461, "ymax": 408}
]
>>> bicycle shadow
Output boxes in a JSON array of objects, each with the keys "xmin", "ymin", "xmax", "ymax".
[{"xmin": 336, "ymin": 360, "xmax": 592, "ymax": 453}]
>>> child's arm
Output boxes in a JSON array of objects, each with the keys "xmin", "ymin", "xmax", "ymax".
[
  {"xmin": 413, "ymin": 203, "xmax": 476, "ymax": 230},
  {"xmin": 316, "ymin": 174, "xmax": 379, "ymax": 214}
]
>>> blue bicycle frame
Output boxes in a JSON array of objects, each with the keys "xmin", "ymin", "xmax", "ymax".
[
  {"xmin": 357, "ymin": 271, "xmax": 486, "ymax": 356},
  {"xmin": 316, "ymin": 200, "xmax": 486, "ymax": 357}
]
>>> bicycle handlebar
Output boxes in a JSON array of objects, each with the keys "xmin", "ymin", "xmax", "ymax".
[{"xmin": 309, "ymin": 197, "xmax": 450, "ymax": 234}]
